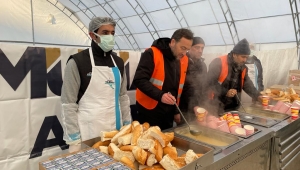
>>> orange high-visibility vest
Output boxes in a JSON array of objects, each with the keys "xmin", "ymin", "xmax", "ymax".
[
  {"xmin": 218, "ymin": 55, "xmax": 246, "ymax": 87},
  {"xmin": 136, "ymin": 46, "xmax": 188, "ymax": 110},
  {"xmin": 209, "ymin": 55, "xmax": 246, "ymax": 99}
]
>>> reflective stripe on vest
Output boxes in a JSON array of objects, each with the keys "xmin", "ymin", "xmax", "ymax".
[
  {"xmin": 136, "ymin": 46, "xmax": 188, "ymax": 109},
  {"xmin": 218, "ymin": 55, "xmax": 246, "ymax": 87}
]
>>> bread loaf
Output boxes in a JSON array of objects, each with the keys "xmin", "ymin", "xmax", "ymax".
[
  {"xmin": 131, "ymin": 125, "xmax": 143, "ymax": 146},
  {"xmin": 140, "ymin": 126, "xmax": 160, "ymax": 139},
  {"xmin": 113, "ymin": 150, "xmax": 135, "ymax": 162},
  {"xmin": 100, "ymin": 130, "xmax": 119, "ymax": 139},
  {"xmin": 120, "ymin": 156, "xmax": 135, "ymax": 170},
  {"xmin": 146, "ymin": 152, "xmax": 157, "ymax": 167},
  {"xmin": 139, "ymin": 164, "xmax": 164, "ymax": 170},
  {"xmin": 99, "ymin": 146, "xmax": 108, "ymax": 154},
  {"xmin": 137, "ymin": 138, "xmax": 155, "ymax": 150},
  {"xmin": 154, "ymin": 140, "xmax": 163, "ymax": 162},
  {"xmin": 142, "ymin": 164, "xmax": 165, "ymax": 170},
  {"xmin": 164, "ymin": 132, "xmax": 174, "ymax": 143},
  {"xmin": 120, "ymin": 145, "xmax": 135, "ymax": 152},
  {"xmin": 132, "ymin": 120, "xmax": 140, "ymax": 131},
  {"xmin": 118, "ymin": 133, "xmax": 133, "ymax": 145},
  {"xmin": 160, "ymin": 154, "xmax": 180, "ymax": 170},
  {"xmin": 92, "ymin": 140, "xmax": 110, "ymax": 148},
  {"xmin": 132, "ymin": 146, "xmax": 148, "ymax": 165},
  {"xmin": 163, "ymin": 146, "xmax": 177, "ymax": 160},
  {"xmin": 174, "ymin": 157, "xmax": 186, "ymax": 168},
  {"xmin": 108, "ymin": 143, "xmax": 119, "ymax": 157},
  {"xmin": 142, "ymin": 122, "xmax": 150, "ymax": 131},
  {"xmin": 185, "ymin": 149, "xmax": 198, "ymax": 164},
  {"xmin": 111, "ymin": 124, "xmax": 132, "ymax": 144},
  {"xmin": 150, "ymin": 129, "xmax": 169, "ymax": 147}
]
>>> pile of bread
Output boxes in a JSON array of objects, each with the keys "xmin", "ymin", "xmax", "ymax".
[
  {"xmin": 91, "ymin": 121, "xmax": 203, "ymax": 170},
  {"xmin": 260, "ymin": 87, "xmax": 300, "ymax": 103}
]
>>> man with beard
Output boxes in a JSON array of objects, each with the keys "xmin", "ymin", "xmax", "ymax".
[
  {"xmin": 206, "ymin": 39, "xmax": 260, "ymax": 114},
  {"xmin": 133, "ymin": 28, "xmax": 193, "ymax": 130},
  {"xmin": 179, "ymin": 37, "xmax": 207, "ymax": 121}
]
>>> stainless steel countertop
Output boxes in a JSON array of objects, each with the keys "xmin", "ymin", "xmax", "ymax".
[
  {"xmin": 213, "ymin": 123, "xmax": 273, "ymax": 162},
  {"xmin": 212, "ymin": 116, "xmax": 300, "ymax": 163}
]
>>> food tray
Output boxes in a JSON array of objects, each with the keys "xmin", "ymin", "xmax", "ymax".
[
  {"xmin": 231, "ymin": 110, "xmax": 283, "ymax": 128},
  {"xmin": 239, "ymin": 106, "xmax": 290, "ymax": 121},
  {"xmin": 173, "ymin": 125, "xmax": 242, "ymax": 154}
]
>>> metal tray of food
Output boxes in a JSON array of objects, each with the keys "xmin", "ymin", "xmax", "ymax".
[
  {"xmin": 239, "ymin": 106, "xmax": 290, "ymax": 120},
  {"xmin": 231, "ymin": 110, "xmax": 284, "ymax": 128},
  {"xmin": 170, "ymin": 136, "xmax": 214, "ymax": 169},
  {"xmin": 231, "ymin": 123, "xmax": 261, "ymax": 139},
  {"xmin": 173, "ymin": 125, "xmax": 242, "ymax": 153}
]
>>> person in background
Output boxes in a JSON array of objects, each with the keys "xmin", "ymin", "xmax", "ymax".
[
  {"xmin": 180, "ymin": 37, "xmax": 207, "ymax": 121},
  {"xmin": 133, "ymin": 28, "xmax": 194, "ymax": 130},
  {"xmin": 206, "ymin": 38, "xmax": 260, "ymax": 115},
  {"xmin": 61, "ymin": 17, "xmax": 131, "ymax": 152},
  {"xmin": 245, "ymin": 43, "xmax": 264, "ymax": 93}
]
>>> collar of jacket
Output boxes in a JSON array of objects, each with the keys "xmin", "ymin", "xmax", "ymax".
[
  {"xmin": 151, "ymin": 38, "xmax": 176, "ymax": 61},
  {"xmin": 91, "ymin": 40, "xmax": 112, "ymax": 57}
]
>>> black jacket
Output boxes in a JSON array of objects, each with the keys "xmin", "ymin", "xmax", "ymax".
[
  {"xmin": 69, "ymin": 41, "xmax": 124, "ymax": 103},
  {"xmin": 180, "ymin": 53, "xmax": 207, "ymax": 117},
  {"xmin": 245, "ymin": 55, "xmax": 264, "ymax": 92},
  {"xmin": 206, "ymin": 52, "xmax": 260, "ymax": 113},
  {"xmin": 133, "ymin": 38, "xmax": 181, "ymax": 129}
]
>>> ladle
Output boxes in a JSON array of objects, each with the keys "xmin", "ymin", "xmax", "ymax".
[
  {"xmin": 235, "ymin": 94, "xmax": 247, "ymax": 113},
  {"xmin": 174, "ymin": 102, "xmax": 201, "ymax": 136}
]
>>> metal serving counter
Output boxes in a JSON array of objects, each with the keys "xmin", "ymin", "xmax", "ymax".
[
  {"xmin": 42, "ymin": 112, "xmax": 300, "ymax": 170},
  {"xmin": 269, "ymin": 118, "xmax": 300, "ymax": 170},
  {"xmin": 169, "ymin": 123, "xmax": 273, "ymax": 170}
]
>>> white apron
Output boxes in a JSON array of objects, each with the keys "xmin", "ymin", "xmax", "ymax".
[{"xmin": 78, "ymin": 48, "xmax": 122, "ymax": 141}]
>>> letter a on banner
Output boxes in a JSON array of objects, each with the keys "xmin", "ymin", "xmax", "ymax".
[{"xmin": 30, "ymin": 116, "xmax": 68, "ymax": 159}]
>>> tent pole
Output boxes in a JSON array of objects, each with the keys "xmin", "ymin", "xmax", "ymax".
[{"xmin": 30, "ymin": 0, "xmax": 35, "ymax": 45}]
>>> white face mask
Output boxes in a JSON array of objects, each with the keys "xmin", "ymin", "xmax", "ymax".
[{"xmin": 94, "ymin": 33, "xmax": 115, "ymax": 52}]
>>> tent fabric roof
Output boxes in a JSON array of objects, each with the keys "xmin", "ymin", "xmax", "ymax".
[
  {"xmin": 0, "ymin": 0, "xmax": 298, "ymax": 50},
  {"xmin": 57, "ymin": 0, "xmax": 298, "ymax": 50}
]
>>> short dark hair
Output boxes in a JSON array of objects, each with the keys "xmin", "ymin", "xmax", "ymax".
[
  {"xmin": 192, "ymin": 37, "xmax": 205, "ymax": 46},
  {"xmin": 171, "ymin": 28, "xmax": 194, "ymax": 42}
]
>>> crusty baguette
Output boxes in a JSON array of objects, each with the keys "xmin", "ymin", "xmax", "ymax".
[
  {"xmin": 120, "ymin": 145, "xmax": 135, "ymax": 152},
  {"xmin": 100, "ymin": 130, "xmax": 119, "ymax": 139},
  {"xmin": 131, "ymin": 125, "xmax": 143, "ymax": 146},
  {"xmin": 150, "ymin": 129, "xmax": 169, "ymax": 147},
  {"xmin": 108, "ymin": 142, "xmax": 119, "ymax": 157},
  {"xmin": 132, "ymin": 120, "xmax": 140, "ymax": 131},
  {"xmin": 132, "ymin": 146, "xmax": 148, "ymax": 165},
  {"xmin": 146, "ymin": 152, "xmax": 157, "ymax": 167},
  {"xmin": 92, "ymin": 140, "xmax": 110, "ymax": 148},
  {"xmin": 111, "ymin": 124, "xmax": 132, "ymax": 144},
  {"xmin": 174, "ymin": 157, "xmax": 186, "ymax": 168},
  {"xmin": 121, "ymin": 156, "xmax": 135, "ymax": 170},
  {"xmin": 185, "ymin": 149, "xmax": 198, "ymax": 164},
  {"xmin": 163, "ymin": 146, "xmax": 177, "ymax": 160},
  {"xmin": 159, "ymin": 154, "xmax": 180, "ymax": 170},
  {"xmin": 142, "ymin": 122, "xmax": 150, "ymax": 131},
  {"xmin": 154, "ymin": 140, "xmax": 163, "ymax": 162},
  {"xmin": 113, "ymin": 150, "xmax": 135, "ymax": 162},
  {"xmin": 142, "ymin": 164, "xmax": 165, "ymax": 170},
  {"xmin": 137, "ymin": 138, "xmax": 155, "ymax": 150},
  {"xmin": 164, "ymin": 132, "xmax": 174, "ymax": 142},
  {"xmin": 118, "ymin": 133, "xmax": 133, "ymax": 145},
  {"xmin": 99, "ymin": 146, "xmax": 108, "ymax": 154},
  {"xmin": 140, "ymin": 126, "xmax": 161, "ymax": 139}
]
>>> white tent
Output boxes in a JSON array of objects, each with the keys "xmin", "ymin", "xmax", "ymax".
[{"xmin": 0, "ymin": 0, "xmax": 299, "ymax": 169}]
